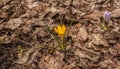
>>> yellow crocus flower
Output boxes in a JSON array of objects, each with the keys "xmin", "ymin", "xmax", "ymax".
[{"xmin": 54, "ymin": 24, "xmax": 66, "ymax": 39}]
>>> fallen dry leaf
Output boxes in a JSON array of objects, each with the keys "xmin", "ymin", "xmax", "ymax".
[
  {"xmin": 92, "ymin": 34, "xmax": 109, "ymax": 47},
  {"xmin": 38, "ymin": 55, "xmax": 64, "ymax": 69},
  {"xmin": 74, "ymin": 48, "xmax": 100, "ymax": 62},
  {"xmin": 5, "ymin": 18, "xmax": 23, "ymax": 30},
  {"xmin": 78, "ymin": 27, "xmax": 88, "ymax": 41},
  {"xmin": 112, "ymin": 9, "xmax": 120, "ymax": 18},
  {"xmin": 14, "ymin": 46, "xmax": 41, "ymax": 64},
  {"xmin": 83, "ymin": 11, "xmax": 102, "ymax": 21},
  {"xmin": 98, "ymin": 60, "xmax": 114, "ymax": 68}
]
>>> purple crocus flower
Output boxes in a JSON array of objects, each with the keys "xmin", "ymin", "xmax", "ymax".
[{"xmin": 103, "ymin": 10, "xmax": 111, "ymax": 22}]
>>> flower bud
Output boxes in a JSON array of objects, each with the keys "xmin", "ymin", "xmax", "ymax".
[{"xmin": 103, "ymin": 10, "xmax": 111, "ymax": 22}]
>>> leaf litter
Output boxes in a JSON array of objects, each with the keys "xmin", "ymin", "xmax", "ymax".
[{"xmin": 0, "ymin": 0, "xmax": 120, "ymax": 69}]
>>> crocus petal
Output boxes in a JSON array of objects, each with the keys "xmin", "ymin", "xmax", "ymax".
[
  {"xmin": 54, "ymin": 24, "xmax": 66, "ymax": 38},
  {"xmin": 104, "ymin": 10, "xmax": 111, "ymax": 22},
  {"xmin": 58, "ymin": 25, "xmax": 62, "ymax": 32},
  {"xmin": 62, "ymin": 24, "xmax": 66, "ymax": 33},
  {"xmin": 54, "ymin": 27, "xmax": 58, "ymax": 33}
]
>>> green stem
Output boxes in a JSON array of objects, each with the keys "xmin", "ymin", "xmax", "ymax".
[{"xmin": 61, "ymin": 37, "xmax": 65, "ymax": 51}]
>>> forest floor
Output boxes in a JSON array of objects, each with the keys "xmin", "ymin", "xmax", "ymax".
[{"xmin": 0, "ymin": 0, "xmax": 120, "ymax": 69}]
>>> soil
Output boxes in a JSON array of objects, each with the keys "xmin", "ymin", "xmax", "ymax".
[{"xmin": 0, "ymin": 0, "xmax": 120, "ymax": 69}]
